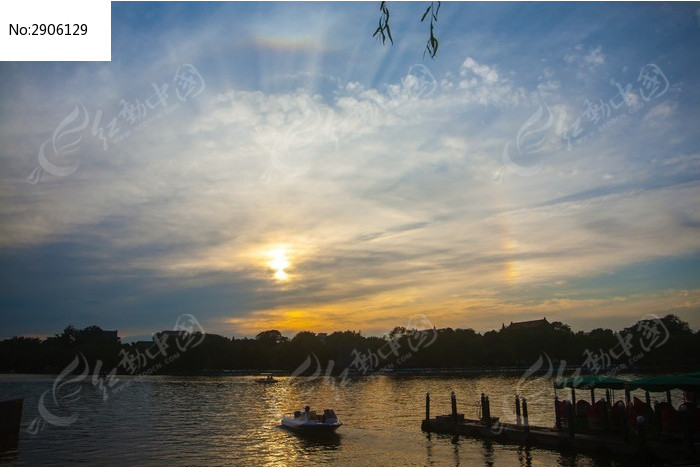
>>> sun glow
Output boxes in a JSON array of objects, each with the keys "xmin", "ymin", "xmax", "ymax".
[
  {"xmin": 503, "ymin": 239, "xmax": 519, "ymax": 285},
  {"xmin": 267, "ymin": 248, "xmax": 290, "ymax": 281}
]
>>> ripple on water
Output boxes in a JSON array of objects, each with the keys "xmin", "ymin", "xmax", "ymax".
[{"xmin": 0, "ymin": 374, "xmax": 657, "ymax": 466}]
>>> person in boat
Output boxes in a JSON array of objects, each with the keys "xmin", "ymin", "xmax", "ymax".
[{"xmin": 304, "ymin": 405, "xmax": 310, "ymax": 420}]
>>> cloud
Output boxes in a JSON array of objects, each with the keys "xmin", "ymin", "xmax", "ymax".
[
  {"xmin": 642, "ymin": 101, "xmax": 676, "ymax": 130},
  {"xmin": 461, "ymin": 57, "xmax": 501, "ymax": 84},
  {"xmin": 564, "ymin": 44, "xmax": 605, "ymax": 67},
  {"xmin": 583, "ymin": 46, "xmax": 605, "ymax": 67},
  {"xmin": 3, "ymin": 54, "xmax": 699, "ymax": 335},
  {"xmin": 563, "ymin": 45, "xmax": 606, "ymax": 81},
  {"xmin": 454, "ymin": 57, "xmax": 526, "ymax": 106},
  {"xmin": 2, "ymin": 3, "xmax": 700, "ymax": 337}
]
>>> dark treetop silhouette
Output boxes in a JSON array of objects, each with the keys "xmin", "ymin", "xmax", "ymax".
[{"xmin": 1, "ymin": 315, "xmax": 697, "ymax": 375}]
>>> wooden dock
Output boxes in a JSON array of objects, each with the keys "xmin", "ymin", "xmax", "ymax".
[
  {"xmin": 421, "ymin": 392, "xmax": 700, "ymax": 464},
  {"xmin": 422, "ymin": 417, "xmax": 642, "ymax": 454}
]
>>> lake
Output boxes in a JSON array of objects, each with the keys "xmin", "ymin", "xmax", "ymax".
[{"xmin": 0, "ymin": 373, "xmax": 671, "ymax": 465}]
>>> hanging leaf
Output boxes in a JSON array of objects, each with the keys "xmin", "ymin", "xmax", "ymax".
[
  {"xmin": 374, "ymin": 1, "xmax": 393, "ymax": 45},
  {"xmin": 373, "ymin": 1, "xmax": 441, "ymax": 58},
  {"xmin": 421, "ymin": 5, "xmax": 432, "ymax": 22}
]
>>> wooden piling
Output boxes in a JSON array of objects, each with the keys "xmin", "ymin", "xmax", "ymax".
[
  {"xmin": 515, "ymin": 394, "xmax": 522, "ymax": 427},
  {"xmin": 425, "ymin": 392, "xmax": 430, "ymax": 421},
  {"xmin": 484, "ymin": 395, "xmax": 491, "ymax": 426},
  {"xmin": 567, "ymin": 400, "xmax": 575, "ymax": 438},
  {"xmin": 451, "ymin": 391, "xmax": 457, "ymax": 420},
  {"xmin": 522, "ymin": 397, "xmax": 530, "ymax": 432},
  {"xmin": 480, "ymin": 393, "xmax": 486, "ymax": 425},
  {"xmin": 554, "ymin": 395, "xmax": 561, "ymax": 430}
]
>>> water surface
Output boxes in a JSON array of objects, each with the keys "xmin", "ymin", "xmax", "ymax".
[{"xmin": 1, "ymin": 373, "xmax": 665, "ymax": 465}]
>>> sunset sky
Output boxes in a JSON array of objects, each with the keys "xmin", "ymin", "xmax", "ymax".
[{"xmin": 1, "ymin": 2, "xmax": 699, "ymax": 341}]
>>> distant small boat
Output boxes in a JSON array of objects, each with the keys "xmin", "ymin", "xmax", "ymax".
[
  {"xmin": 281, "ymin": 407, "xmax": 341, "ymax": 432},
  {"xmin": 256, "ymin": 375, "xmax": 278, "ymax": 384}
]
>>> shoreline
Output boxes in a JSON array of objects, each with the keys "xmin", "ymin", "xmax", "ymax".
[{"xmin": 2, "ymin": 364, "xmax": 698, "ymax": 378}]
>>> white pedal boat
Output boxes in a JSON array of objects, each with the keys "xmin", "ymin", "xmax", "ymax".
[{"xmin": 281, "ymin": 407, "xmax": 341, "ymax": 432}]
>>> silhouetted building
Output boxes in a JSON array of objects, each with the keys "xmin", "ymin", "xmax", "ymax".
[
  {"xmin": 502, "ymin": 318, "xmax": 550, "ymax": 331},
  {"xmin": 99, "ymin": 330, "xmax": 120, "ymax": 341}
]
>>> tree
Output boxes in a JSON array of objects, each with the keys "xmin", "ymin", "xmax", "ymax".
[
  {"xmin": 255, "ymin": 330, "xmax": 287, "ymax": 346},
  {"xmin": 387, "ymin": 326, "xmax": 412, "ymax": 339},
  {"xmin": 1, "ymin": 317, "xmax": 698, "ymax": 374},
  {"xmin": 551, "ymin": 321, "xmax": 572, "ymax": 334},
  {"xmin": 660, "ymin": 314, "xmax": 692, "ymax": 335},
  {"xmin": 291, "ymin": 331, "xmax": 321, "ymax": 348}
]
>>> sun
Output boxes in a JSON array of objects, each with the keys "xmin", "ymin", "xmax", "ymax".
[{"xmin": 267, "ymin": 248, "xmax": 290, "ymax": 281}]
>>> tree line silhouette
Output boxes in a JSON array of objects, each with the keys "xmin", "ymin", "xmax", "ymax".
[{"xmin": 1, "ymin": 315, "xmax": 697, "ymax": 375}]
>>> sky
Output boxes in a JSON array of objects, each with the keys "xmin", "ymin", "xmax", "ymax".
[{"xmin": 1, "ymin": 2, "xmax": 699, "ymax": 341}]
